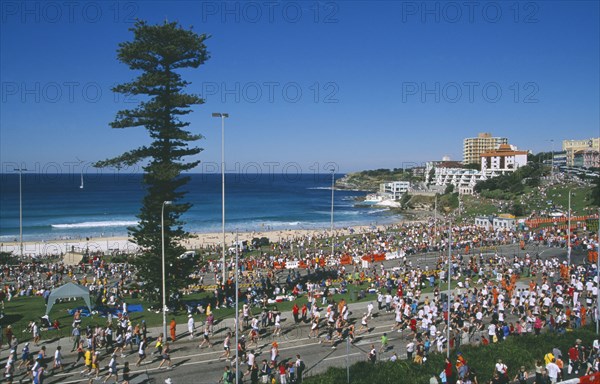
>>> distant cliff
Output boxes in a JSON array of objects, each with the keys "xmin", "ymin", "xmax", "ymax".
[{"xmin": 336, "ymin": 169, "xmax": 414, "ymax": 191}]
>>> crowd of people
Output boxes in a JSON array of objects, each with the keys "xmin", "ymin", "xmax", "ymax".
[{"xmin": 0, "ymin": 217, "xmax": 598, "ymax": 383}]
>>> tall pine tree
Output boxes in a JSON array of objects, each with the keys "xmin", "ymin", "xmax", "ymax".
[{"xmin": 95, "ymin": 21, "xmax": 209, "ymax": 301}]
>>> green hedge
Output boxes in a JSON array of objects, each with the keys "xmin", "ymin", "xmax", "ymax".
[{"xmin": 304, "ymin": 326, "xmax": 598, "ymax": 384}]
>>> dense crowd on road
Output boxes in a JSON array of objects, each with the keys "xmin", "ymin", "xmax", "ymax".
[{"xmin": 0, "ymin": 217, "xmax": 599, "ymax": 383}]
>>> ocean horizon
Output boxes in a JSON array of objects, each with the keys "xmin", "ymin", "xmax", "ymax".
[{"xmin": 0, "ymin": 173, "xmax": 402, "ymax": 242}]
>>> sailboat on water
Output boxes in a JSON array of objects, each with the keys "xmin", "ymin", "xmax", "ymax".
[{"xmin": 77, "ymin": 157, "xmax": 84, "ymax": 189}]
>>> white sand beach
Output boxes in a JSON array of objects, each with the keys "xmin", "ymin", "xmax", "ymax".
[{"xmin": 0, "ymin": 224, "xmax": 397, "ymax": 257}]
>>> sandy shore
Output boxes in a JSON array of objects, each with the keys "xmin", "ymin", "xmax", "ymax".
[{"xmin": 0, "ymin": 224, "xmax": 403, "ymax": 257}]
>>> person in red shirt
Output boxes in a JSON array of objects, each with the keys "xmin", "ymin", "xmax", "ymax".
[
  {"xmin": 568, "ymin": 344, "xmax": 580, "ymax": 374},
  {"xmin": 292, "ymin": 304, "xmax": 300, "ymax": 324},
  {"xmin": 301, "ymin": 304, "xmax": 308, "ymax": 323},
  {"xmin": 278, "ymin": 361, "xmax": 288, "ymax": 384},
  {"xmin": 444, "ymin": 357, "xmax": 453, "ymax": 382},
  {"xmin": 567, "ymin": 286, "xmax": 575, "ymax": 303}
]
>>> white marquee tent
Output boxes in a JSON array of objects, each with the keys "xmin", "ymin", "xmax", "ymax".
[{"xmin": 45, "ymin": 282, "xmax": 93, "ymax": 315}]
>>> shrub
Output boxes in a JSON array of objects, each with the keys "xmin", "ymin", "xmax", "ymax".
[{"xmin": 303, "ymin": 326, "xmax": 597, "ymax": 384}]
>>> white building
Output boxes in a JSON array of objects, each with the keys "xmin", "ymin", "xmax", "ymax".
[
  {"xmin": 430, "ymin": 143, "xmax": 528, "ymax": 196},
  {"xmin": 379, "ymin": 181, "xmax": 410, "ymax": 200},
  {"xmin": 475, "ymin": 214, "xmax": 516, "ymax": 231},
  {"xmin": 433, "ymin": 166, "xmax": 486, "ymax": 195},
  {"xmin": 493, "ymin": 216, "xmax": 516, "ymax": 231},
  {"xmin": 475, "ymin": 216, "xmax": 494, "ymax": 230},
  {"xmin": 480, "ymin": 144, "xmax": 528, "ymax": 175}
]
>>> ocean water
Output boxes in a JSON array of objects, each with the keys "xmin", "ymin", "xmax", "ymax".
[{"xmin": 0, "ymin": 173, "xmax": 401, "ymax": 241}]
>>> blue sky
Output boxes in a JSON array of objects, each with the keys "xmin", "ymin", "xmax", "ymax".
[{"xmin": 1, "ymin": 1, "xmax": 599, "ymax": 173}]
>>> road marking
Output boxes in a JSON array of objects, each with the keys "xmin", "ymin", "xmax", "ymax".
[{"xmin": 323, "ymin": 352, "xmax": 362, "ymax": 361}]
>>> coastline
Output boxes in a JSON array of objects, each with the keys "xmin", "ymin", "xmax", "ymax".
[
  {"xmin": 0, "ymin": 222, "xmax": 403, "ymax": 257},
  {"xmin": 0, "ymin": 208, "xmax": 434, "ymax": 257}
]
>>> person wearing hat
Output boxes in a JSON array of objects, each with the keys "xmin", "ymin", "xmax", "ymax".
[
  {"xmin": 270, "ymin": 341, "xmax": 279, "ymax": 364},
  {"xmin": 102, "ymin": 353, "xmax": 118, "ymax": 383}
]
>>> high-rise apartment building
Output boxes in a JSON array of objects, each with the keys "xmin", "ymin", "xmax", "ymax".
[{"xmin": 463, "ymin": 133, "xmax": 508, "ymax": 165}]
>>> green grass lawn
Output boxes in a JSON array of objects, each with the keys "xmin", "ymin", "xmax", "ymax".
[
  {"xmin": 461, "ymin": 195, "xmax": 499, "ymax": 218},
  {"xmin": 1, "ymin": 275, "xmax": 461, "ymax": 342}
]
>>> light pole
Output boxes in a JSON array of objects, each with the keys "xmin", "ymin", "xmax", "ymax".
[
  {"xmin": 550, "ymin": 139, "xmax": 555, "ymax": 178},
  {"xmin": 433, "ymin": 194, "xmax": 437, "ymax": 248},
  {"xmin": 212, "ymin": 112, "xmax": 229, "ymax": 284},
  {"xmin": 235, "ymin": 231, "xmax": 240, "ymax": 382},
  {"xmin": 597, "ymin": 208, "xmax": 600, "ymax": 334},
  {"xmin": 161, "ymin": 200, "xmax": 172, "ymax": 341},
  {"xmin": 14, "ymin": 167, "xmax": 27, "ymax": 257},
  {"xmin": 346, "ymin": 336, "xmax": 350, "ymax": 384},
  {"xmin": 447, "ymin": 221, "xmax": 451, "ymax": 358},
  {"xmin": 567, "ymin": 189, "xmax": 572, "ymax": 267},
  {"xmin": 330, "ymin": 169, "xmax": 335, "ymax": 257}
]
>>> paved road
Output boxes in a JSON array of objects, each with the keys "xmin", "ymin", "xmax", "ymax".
[{"xmin": 2, "ymin": 243, "xmax": 589, "ymax": 384}]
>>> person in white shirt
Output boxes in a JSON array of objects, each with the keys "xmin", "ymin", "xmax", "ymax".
[
  {"xmin": 546, "ymin": 359, "xmax": 560, "ymax": 383},
  {"xmin": 495, "ymin": 359, "xmax": 508, "ymax": 377},
  {"xmin": 273, "ymin": 313, "xmax": 281, "ymax": 336},
  {"xmin": 488, "ymin": 323, "xmax": 497, "ymax": 339},
  {"xmin": 406, "ymin": 340, "xmax": 415, "ymax": 360},
  {"xmin": 187, "ymin": 315, "xmax": 195, "ymax": 339},
  {"xmin": 103, "ymin": 353, "xmax": 118, "ymax": 383}
]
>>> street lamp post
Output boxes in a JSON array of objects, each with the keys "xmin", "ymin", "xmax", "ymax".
[
  {"xmin": 447, "ymin": 221, "xmax": 451, "ymax": 358},
  {"xmin": 596, "ymin": 209, "xmax": 599, "ymax": 334},
  {"xmin": 330, "ymin": 169, "xmax": 335, "ymax": 257},
  {"xmin": 14, "ymin": 167, "xmax": 27, "ymax": 257},
  {"xmin": 550, "ymin": 139, "xmax": 555, "ymax": 178},
  {"xmin": 212, "ymin": 112, "xmax": 229, "ymax": 284},
  {"xmin": 433, "ymin": 194, "xmax": 437, "ymax": 247},
  {"xmin": 235, "ymin": 231, "xmax": 240, "ymax": 382},
  {"xmin": 161, "ymin": 200, "xmax": 172, "ymax": 341},
  {"xmin": 597, "ymin": 208, "xmax": 600, "ymax": 334},
  {"xmin": 346, "ymin": 336, "xmax": 350, "ymax": 384},
  {"xmin": 568, "ymin": 190, "xmax": 572, "ymax": 267}
]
